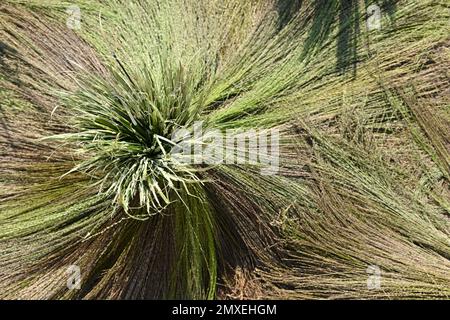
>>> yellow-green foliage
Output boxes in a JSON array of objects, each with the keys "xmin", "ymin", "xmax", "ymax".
[{"xmin": 0, "ymin": 0, "xmax": 449, "ymax": 299}]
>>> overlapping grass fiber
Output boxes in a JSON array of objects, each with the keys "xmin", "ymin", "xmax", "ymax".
[{"xmin": 1, "ymin": 0, "xmax": 449, "ymax": 299}]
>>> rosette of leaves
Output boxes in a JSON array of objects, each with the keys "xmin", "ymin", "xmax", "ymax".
[{"xmin": 0, "ymin": 0, "xmax": 449, "ymax": 299}]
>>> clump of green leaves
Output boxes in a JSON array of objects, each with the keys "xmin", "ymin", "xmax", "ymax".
[
  {"xmin": 1, "ymin": 0, "xmax": 449, "ymax": 300},
  {"xmin": 51, "ymin": 60, "xmax": 205, "ymax": 218}
]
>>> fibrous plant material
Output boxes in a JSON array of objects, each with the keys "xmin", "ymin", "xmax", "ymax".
[{"xmin": 0, "ymin": 0, "xmax": 449, "ymax": 299}]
